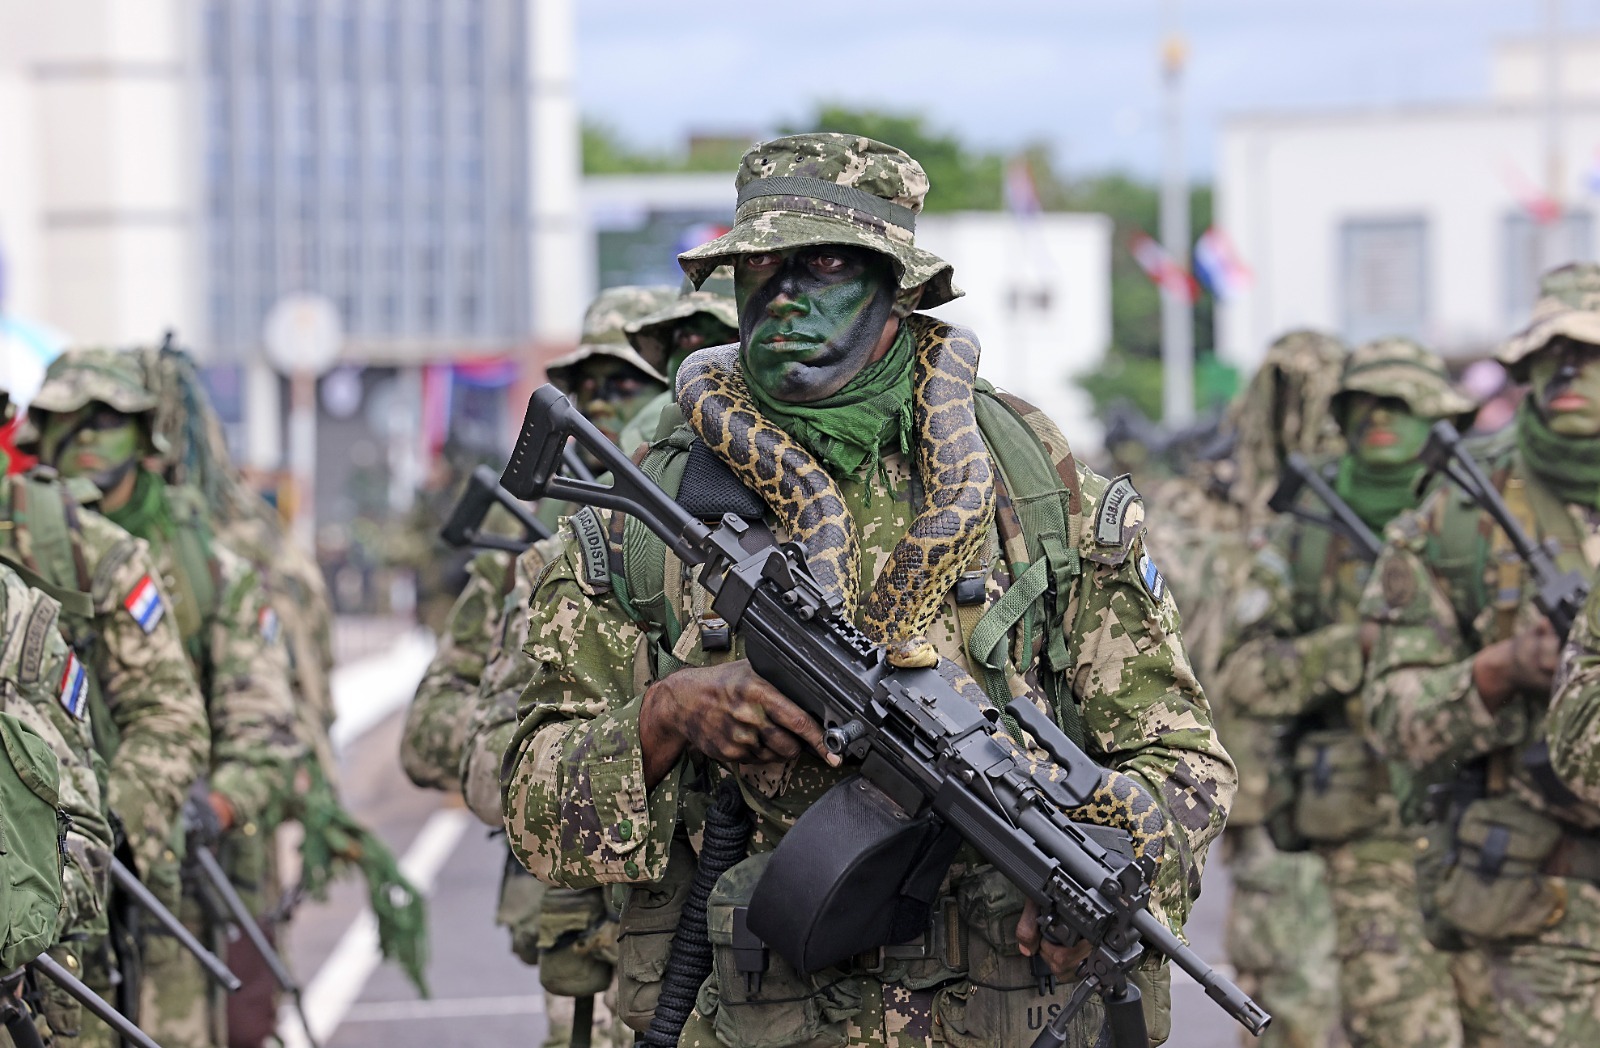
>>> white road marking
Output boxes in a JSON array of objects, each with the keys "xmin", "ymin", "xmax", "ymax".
[
  {"xmin": 328, "ymin": 629, "xmax": 437, "ymax": 752},
  {"xmin": 341, "ymin": 995, "xmax": 545, "ymax": 1023},
  {"xmin": 279, "ymin": 807, "xmax": 473, "ymax": 1048}
]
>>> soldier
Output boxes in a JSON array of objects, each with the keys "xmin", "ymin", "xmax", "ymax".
[
  {"xmin": 1360, "ymin": 261, "xmax": 1600, "ymax": 1046},
  {"xmin": 616, "ymin": 271, "xmax": 739, "ymax": 454},
  {"xmin": 25, "ymin": 348, "xmax": 304, "ymax": 1048},
  {"xmin": 1141, "ymin": 329, "xmax": 1347, "ymax": 1048},
  {"xmin": 501, "ymin": 132, "xmax": 1234, "ymax": 1047},
  {"xmin": 1214, "ymin": 339, "xmax": 1498, "ymax": 1048}
]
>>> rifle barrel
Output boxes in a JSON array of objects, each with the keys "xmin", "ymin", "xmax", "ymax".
[
  {"xmin": 110, "ymin": 859, "xmax": 241, "ymax": 991},
  {"xmin": 31, "ymin": 953, "xmax": 165, "ymax": 1048}
]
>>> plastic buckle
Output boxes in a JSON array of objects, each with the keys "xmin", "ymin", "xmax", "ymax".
[{"xmin": 954, "ymin": 571, "xmax": 988, "ymax": 606}]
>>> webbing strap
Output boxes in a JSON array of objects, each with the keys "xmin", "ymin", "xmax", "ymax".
[
  {"xmin": 0, "ymin": 551, "xmax": 91, "ymax": 619},
  {"xmin": 967, "ymin": 559, "xmax": 1049, "ymax": 675}
]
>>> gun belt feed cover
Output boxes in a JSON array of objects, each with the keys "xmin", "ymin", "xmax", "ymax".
[{"xmin": 747, "ymin": 774, "xmax": 962, "ymax": 974}]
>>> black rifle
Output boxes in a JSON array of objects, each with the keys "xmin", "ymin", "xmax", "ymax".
[
  {"xmin": 183, "ymin": 797, "xmax": 320, "ymax": 1048},
  {"xmin": 20, "ymin": 952, "xmax": 166, "ymax": 1048},
  {"xmin": 501, "ymin": 386, "xmax": 1270, "ymax": 1047},
  {"xmin": 109, "ymin": 859, "xmax": 240, "ymax": 991},
  {"xmin": 439, "ymin": 465, "xmax": 553, "ymax": 553},
  {"xmin": 1268, "ymin": 452, "xmax": 1384, "ymax": 564}
]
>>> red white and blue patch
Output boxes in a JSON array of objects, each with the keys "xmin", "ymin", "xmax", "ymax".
[
  {"xmin": 123, "ymin": 575, "xmax": 166, "ymax": 634},
  {"xmin": 259, "ymin": 606, "xmax": 281, "ymax": 645},
  {"xmin": 1138, "ymin": 553, "xmax": 1167, "ymax": 602},
  {"xmin": 58, "ymin": 652, "xmax": 88, "ymax": 721}
]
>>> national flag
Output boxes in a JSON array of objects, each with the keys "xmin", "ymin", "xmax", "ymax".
[
  {"xmin": 58, "ymin": 652, "xmax": 88, "ymax": 720},
  {"xmin": 1194, "ymin": 227, "xmax": 1254, "ymax": 300},
  {"xmin": 1130, "ymin": 231, "xmax": 1198, "ymax": 303},
  {"xmin": 1500, "ymin": 160, "xmax": 1562, "ymax": 224},
  {"xmin": 1004, "ymin": 156, "xmax": 1043, "ymax": 217},
  {"xmin": 258, "ymin": 605, "xmax": 281, "ymax": 645},
  {"xmin": 123, "ymin": 574, "xmax": 165, "ymax": 634}
]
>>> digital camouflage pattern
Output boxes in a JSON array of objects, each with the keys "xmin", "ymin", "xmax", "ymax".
[
  {"xmin": 1360, "ymin": 420, "xmax": 1600, "ymax": 1047},
  {"xmin": 1551, "ymin": 582, "xmax": 1600, "ymax": 808},
  {"xmin": 618, "ymin": 273, "xmax": 739, "ymax": 456},
  {"xmin": 503, "ymin": 395, "xmax": 1233, "ymax": 1046},
  {"xmin": 678, "ymin": 133, "xmax": 962, "ymax": 309},
  {"xmin": 1141, "ymin": 328, "xmax": 1350, "ymax": 1048},
  {"xmin": 1327, "ymin": 338, "xmax": 1476, "ymax": 428},
  {"xmin": 1499, "ymin": 261, "xmax": 1600, "ymax": 378},
  {"xmin": 545, "ymin": 286, "xmax": 680, "ymax": 392}
]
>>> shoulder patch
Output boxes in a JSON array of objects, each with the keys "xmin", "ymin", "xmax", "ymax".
[
  {"xmin": 19, "ymin": 596, "xmax": 58, "ymax": 685},
  {"xmin": 1138, "ymin": 552, "xmax": 1167, "ymax": 602},
  {"xmin": 258, "ymin": 605, "xmax": 281, "ymax": 645},
  {"xmin": 1095, "ymin": 474, "xmax": 1141, "ymax": 546},
  {"xmin": 58, "ymin": 652, "xmax": 88, "ymax": 720},
  {"xmin": 123, "ymin": 574, "xmax": 166, "ymax": 633},
  {"xmin": 570, "ymin": 508, "xmax": 611, "ymax": 594}
]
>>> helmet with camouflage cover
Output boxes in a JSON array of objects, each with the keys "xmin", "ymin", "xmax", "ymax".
[
  {"xmin": 678, "ymin": 133, "xmax": 962, "ymax": 310},
  {"xmin": 1500, "ymin": 261, "xmax": 1600, "ymax": 380},
  {"xmin": 624, "ymin": 268, "xmax": 739, "ymax": 377},
  {"xmin": 1226, "ymin": 329, "xmax": 1348, "ymax": 510},
  {"xmin": 19, "ymin": 347, "xmax": 168, "ymax": 456},
  {"xmin": 545, "ymin": 285, "xmax": 679, "ymax": 393},
  {"xmin": 1331, "ymin": 337, "xmax": 1475, "ymax": 429}
]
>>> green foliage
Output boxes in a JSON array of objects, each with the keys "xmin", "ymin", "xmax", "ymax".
[{"xmin": 582, "ymin": 121, "xmax": 736, "ymax": 174}]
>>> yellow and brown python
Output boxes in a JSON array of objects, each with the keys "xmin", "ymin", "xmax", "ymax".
[{"xmin": 675, "ymin": 313, "xmax": 1166, "ymax": 867}]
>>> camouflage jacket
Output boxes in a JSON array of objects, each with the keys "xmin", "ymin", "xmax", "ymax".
[
  {"xmin": 1547, "ymin": 585, "xmax": 1600, "ymax": 809},
  {"xmin": 1360, "ymin": 431, "xmax": 1600, "ymax": 830},
  {"xmin": 503, "ymin": 405, "xmax": 1234, "ymax": 939},
  {"xmin": 0, "ymin": 565, "xmax": 115, "ymax": 938},
  {"xmin": 0, "ymin": 473, "xmax": 209, "ymax": 874}
]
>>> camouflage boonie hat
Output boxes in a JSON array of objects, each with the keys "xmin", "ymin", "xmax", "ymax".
[
  {"xmin": 1227, "ymin": 328, "xmax": 1349, "ymax": 510},
  {"xmin": 678, "ymin": 133, "xmax": 961, "ymax": 309},
  {"xmin": 1332, "ymin": 337, "xmax": 1476, "ymax": 424},
  {"xmin": 624, "ymin": 269, "xmax": 739, "ymax": 372},
  {"xmin": 1501, "ymin": 262, "xmax": 1600, "ymax": 379},
  {"xmin": 20, "ymin": 346, "xmax": 168, "ymax": 453},
  {"xmin": 545, "ymin": 285, "xmax": 678, "ymax": 393}
]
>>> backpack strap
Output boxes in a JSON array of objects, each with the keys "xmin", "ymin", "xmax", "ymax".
[{"xmin": 609, "ymin": 426, "xmax": 695, "ymax": 680}]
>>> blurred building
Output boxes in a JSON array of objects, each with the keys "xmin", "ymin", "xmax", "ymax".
[
  {"xmin": 1217, "ymin": 35, "xmax": 1600, "ymax": 371},
  {"xmin": 584, "ymin": 172, "xmax": 1113, "ymax": 449}
]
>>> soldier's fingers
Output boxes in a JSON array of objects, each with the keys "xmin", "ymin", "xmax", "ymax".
[
  {"xmin": 760, "ymin": 693, "xmax": 840, "ymax": 767},
  {"xmin": 757, "ymin": 721, "xmax": 803, "ymax": 760},
  {"xmin": 1016, "ymin": 899, "xmax": 1042, "ymax": 956}
]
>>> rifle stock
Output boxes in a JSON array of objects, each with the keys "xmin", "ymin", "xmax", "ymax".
[
  {"xmin": 1268, "ymin": 453, "xmax": 1383, "ymax": 563},
  {"xmin": 501, "ymin": 386, "xmax": 1269, "ymax": 1042},
  {"xmin": 439, "ymin": 465, "xmax": 553, "ymax": 553}
]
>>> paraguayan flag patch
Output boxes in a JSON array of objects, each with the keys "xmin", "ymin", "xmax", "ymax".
[
  {"xmin": 1138, "ymin": 553, "xmax": 1166, "ymax": 602},
  {"xmin": 259, "ymin": 606, "xmax": 281, "ymax": 645},
  {"xmin": 124, "ymin": 575, "xmax": 165, "ymax": 634},
  {"xmin": 59, "ymin": 652, "xmax": 88, "ymax": 720}
]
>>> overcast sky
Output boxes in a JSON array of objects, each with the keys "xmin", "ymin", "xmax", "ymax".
[{"xmin": 577, "ymin": 0, "xmax": 1600, "ymax": 177}]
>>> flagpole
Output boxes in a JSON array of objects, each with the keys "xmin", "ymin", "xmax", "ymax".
[{"xmin": 1159, "ymin": 0, "xmax": 1194, "ymax": 427}]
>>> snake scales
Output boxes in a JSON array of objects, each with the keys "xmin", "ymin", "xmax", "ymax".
[{"xmin": 675, "ymin": 313, "xmax": 1167, "ymax": 867}]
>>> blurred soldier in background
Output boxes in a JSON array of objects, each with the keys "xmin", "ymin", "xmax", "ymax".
[
  {"xmin": 25, "ymin": 348, "xmax": 305, "ymax": 1048},
  {"xmin": 401, "ymin": 284, "xmax": 675, "ymax": 1048},
  {"xmin": 1214, "ymin": 339, "xmax": 1499, "ymax": 1048},
  {"xmin": 616, "ymin": 270, "xmax": 738, "ymax": 455},
  {"xmin": 1362, "ymin": 262, "xmax": 1600, "ymax": 1047},
  {"xmin": 1143, "ymin": 328, "xmax": 1349, "ymax": 1048}
]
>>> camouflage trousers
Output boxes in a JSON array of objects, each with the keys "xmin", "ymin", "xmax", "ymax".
[
  {"xmin": 1483, "ymin": 877, "xmax": 1600, "ymax": 1046},
  {"xmin": 1223, "ymin": 826, "xmax": 1342, "ymax": 1048},
  {"xmin": 543, "ymin": 985, "xmax": 626, "ymax": 1048},
  {"xmin": 1323, "ymin": 837, "xmax": 1500, "ymax": 1048}
]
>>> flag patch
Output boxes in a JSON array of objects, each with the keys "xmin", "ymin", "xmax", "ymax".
[
  {"xmin": 59, "ymin": 653, "xmax": 88, "ymax": 720},
  {"xmin": 1139, "ymin": 554, "xmax": 1166, "ymax": 602},
  {"xmin": 259, "ymin": 606, "xmax": 281, "ymax": 644},
  {"xmin": 124, "ymin": 575, "xmax": 165, "ymax": 633}
]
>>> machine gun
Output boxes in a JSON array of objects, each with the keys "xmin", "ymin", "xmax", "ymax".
[
  {"xmin": 7, "ymin": 952, "xmax": 169, "ymax": 1048},
  {"xmin": 439, "ymin": 465, "xmax": 553, "ymax": 553},
  {"xmin": 1418, "ymin": 422, "xmax": 1587, "ymax": 636},
  {"xmin": 1268, "ymin": 452, "xmax": 1384, "ymax": 564},
  {"xmin": 183, "ymin": 794, "xmax": 320, "ymax": 1048},
  {"xmin": 109, "ymin": 858, "xmax": 241, "ymax": 992},
  {"xmin": 501, "ymin": 386, "xmax": 1270, "ymax": 1047}
]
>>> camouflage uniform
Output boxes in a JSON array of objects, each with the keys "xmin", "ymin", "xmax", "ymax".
[
  {"xmin": 503, "ymin": 134, "xmax": 1234, "ymax": 1048},
  {"xmin": 1142, "ymin": 330, "xmax": 1348, "ymax": 1048},
  {"xmin": 29, "ymin": 349, "xmax": 305, "ymax": 1048},
  {"xmin": 1216, "ymin": 340, "xmax": 1496, "ymax": 1048},
  {"xmin": 1361, "ymin": 263, "xmax": 1600, "ymax": 1047},
  {"xmin": 616, "ymin": 271, "xmax": 739, "ymax": 456}
]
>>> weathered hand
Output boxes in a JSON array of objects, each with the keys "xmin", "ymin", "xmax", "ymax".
[
  {"xmin": 1016, "ymin": 897, "xmax": 1093, "ymax": 980},
  {"xmin": 1474, "ymin": 616, "xmax": 1562, "ymax": 710},
  {"xmin": 639, "ymin": 660, "xmax": 840, "ymax": 787}
]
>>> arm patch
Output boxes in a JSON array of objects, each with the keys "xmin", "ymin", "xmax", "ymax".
[
  {"xmin": 1089, "ymin": 474, "xmax": 1146, "ymax": 566},
  {"xmin": 571, "ymin": 508, "xmax": 611, "ymax": 594}
]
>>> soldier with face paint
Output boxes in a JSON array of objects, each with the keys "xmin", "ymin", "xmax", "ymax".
[
  {"xmin": 617, "ymin": 270, "xmax": 739, "ymax": 456},
  {"xmin": 1360, "ymin": 262, "xmax": 1600, "ymax": 1047},
  {"xmin": 1215, "ymin": 339, "xmax": 1500, "ymax": 1048},
  {"xmin": 501, "ymin": 133, "xmax": 1234, "ymax": 1048}
]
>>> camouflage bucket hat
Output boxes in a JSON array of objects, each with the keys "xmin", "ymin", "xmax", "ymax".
[
  {"xmin": 1500, "ymin": 262, "xmax": 1600, "ymax": 379},
  {"xmin": 678, "ymin": 133, "xmax": 961, "ymax": 309},
  {"xmin": 624, "ymin": 269, "xmax": 739, "ymax": 371},
  {"xmin": 1228, "ymin": 328, "xmax": 1349, "ymax": 509},
  {"xmin": 19, "ymin": 346, "xmax": 167, "ymax": 453},
  {"xmin": 545, "ymin": 285, "xmax": 679, "ymax": 392},
  {"xmin": 1333, "ymin": 337, "xmax": 1476, "ymax": 426}
]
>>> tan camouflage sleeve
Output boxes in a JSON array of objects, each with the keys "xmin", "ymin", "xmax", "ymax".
[
  {"xmin": 1548, "ymin": 586, "xmax": 1600, "ymax": 806},
  {"xmin": 1067, "ymin": 529, "xmax": 1237, "ymax": 936},
  {"xmin": 203, "ymin": 544, "xmax": 305, "ymax": 828},
  {"xmin": 400, "ymin": 551, "xmax": 512, "ymax": 792},
  {"xmin": 1359, "ymin": 507, "xmax": 1530, "ymax": 770},
  {"xmin": 1214, "ymin": 526, "xmax": 1365, "ymax": 720},
  {"xmin": 502, "ymin": 525, "xmax": 679, "ymax": 888},
  {"xmin": 80, "ymin": 515, "xmax": 210, "ymax": 874}
]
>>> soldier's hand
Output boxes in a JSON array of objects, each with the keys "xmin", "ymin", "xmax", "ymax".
[
  {"xmin": 1474, "ymin": 617, "xmax": 1561, "ymax": 709},
  {"xmin": 1016, "ymin": 897, "xmax": 1092, "ymax": 979},
  {"xmin": 639, "ymin": 660, "xmax": 840, "ymax": 787}
]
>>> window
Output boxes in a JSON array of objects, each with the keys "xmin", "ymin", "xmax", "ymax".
[
  {"xmin": 1505, "ymin": 211, "xmax": 1595, "ymax": 323},
  {"xmin": 1341, "ymin": 217, "xmax": 1428, "ymax": 343}
]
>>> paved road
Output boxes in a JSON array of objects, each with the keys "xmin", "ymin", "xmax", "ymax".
[{"xmin": 287, "ymin": 709, "xmax": 1244, "ymax": 1048}]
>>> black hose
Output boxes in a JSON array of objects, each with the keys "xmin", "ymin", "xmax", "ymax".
[{"xmin": 640, "ymin": 780, "xmax": 750, "ymax": 1048}]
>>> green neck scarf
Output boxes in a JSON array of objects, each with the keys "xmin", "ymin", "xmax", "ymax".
[
  {"xmin": 1334, "ymin": 453, "xmax": 1424, "ymax": 533},
  {"xmin": 1515, "ymin": 397, "xmax": 1600, "ymax": 509},
  {"xmin": 745, "ymin": 322, "xmax": 917, "ymax": 479},
  {"xmin": 104, "ymin": 469, "xmax": 176, "ymax": 542}
]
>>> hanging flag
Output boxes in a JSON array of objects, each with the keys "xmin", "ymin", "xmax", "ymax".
[
  {"xmin": 1194, "ymin": 227, "xmax": 1254, "ymax": 300},
  {"xmin": 1130, "ymin": 231, "xmax": 1198, "ymax": 304},
  {"xmin": 1499, "ymin": 159, "xmax": 1562, "ymax": 225},
  {"xmin": 1004, "ymin": 156, "xmax": 1043, "ymax": 217},
  {"xmin": 421, "ymin": 362, "xmax": 454, "ymax": 456},
  {"xmin": 674, "ymin": 221, "xmax": 731, "ymax": 258}
]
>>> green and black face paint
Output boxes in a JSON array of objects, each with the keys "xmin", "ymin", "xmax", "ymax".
[{"xmin": 39, "ymin": 404, "xmax": 143, "ymax": 493}]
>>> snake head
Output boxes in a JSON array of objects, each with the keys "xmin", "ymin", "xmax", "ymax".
[{"xmin": 886, "ymin": 638, "xmax": 941, "ymax": 669}]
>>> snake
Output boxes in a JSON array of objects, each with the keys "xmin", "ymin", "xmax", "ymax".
[{"xmin": 675, "ymin": 312, "xmax": 1167, "ymax": 868}]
